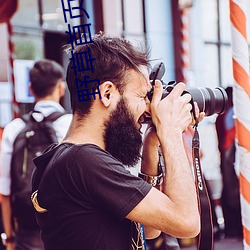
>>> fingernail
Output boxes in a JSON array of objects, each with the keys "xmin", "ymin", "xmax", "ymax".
[{"xmin": 155, "ymin": 81, "xmax": 159, "ymax": 86}]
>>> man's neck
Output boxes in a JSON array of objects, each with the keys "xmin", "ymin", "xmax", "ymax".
[
  {"xmin": 62, "ymin": 114, "xmax": 106, "ymax": 150},
  {"xmin": 35, "ymin": 95, "xmax": 60, "ymax": 103}
]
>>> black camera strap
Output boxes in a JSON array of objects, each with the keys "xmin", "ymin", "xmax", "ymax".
[{"xmin": 192, "ymin": 119, "xmax": 214, "ymax": 250}]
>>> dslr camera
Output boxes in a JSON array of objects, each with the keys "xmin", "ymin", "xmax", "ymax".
[{"xmin": 147, "ymin": 62, "xmax": 228, "ymax": 116}]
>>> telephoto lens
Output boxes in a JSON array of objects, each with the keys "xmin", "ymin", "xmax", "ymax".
[
  {"xmin": 187, "ymin": 87, "xmax": 228, "ymax": 116},
  {"xmin": 148, "ymin": 62, "xmax": 228, "ymax": 116}
]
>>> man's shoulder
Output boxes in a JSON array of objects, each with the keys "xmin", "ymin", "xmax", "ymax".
[
  {"xmin": 34, "ymin": 144, "xmax": 105, "ymax": 177},
  {"xmin": 4, "ymin": 117, "xmax": 25, "ymax": 129},
  {"xmin": 52, "ymin": 113, "xmax": 72, "ymax": 127},
  {"xmin": 45, "ymin": 143, "xmax": 105, "ymax": 161},
  {"xmin": 2, "ymin": 118, "xmax": 26, "ymax": 141},
  {"xmin": 73, "ymin": 144, "xmax": 126, "ymax": 173},
  {"xmin": 45, "ymin": 144, "xmax": 123, "ymax": 175},
  {"xmin": 71, "ymin": 144, "xmax": 117, "ymax": 166},
  {"xmin": 74, "ymin": 144, "xmax": 107, "ymax": 158}
]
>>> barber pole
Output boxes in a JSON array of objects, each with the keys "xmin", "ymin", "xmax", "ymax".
[
  {"xmin": 7, "ymin": 20, "xmax": 19, "ymax": 118},
  {"xmin": 179, "ymin": 3, "xmax": 195, "ymax": 184},
  {"xmin": 180, "ymin": 8, "xmax": 190, "ymax": 83},
  {"xmin": 229, "ymin": 0, "xmax": 250, "ymax": 248}
]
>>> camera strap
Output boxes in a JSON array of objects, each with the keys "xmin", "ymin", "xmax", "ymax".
[{"xmin": 192, "ymin": 122, "xmax": 214, "ymax": 250}]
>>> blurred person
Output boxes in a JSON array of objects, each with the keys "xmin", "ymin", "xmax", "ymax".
[
  {"xmin": 215, "ymin": 87, "xmax": 242, "ymax": 238},
  {"xmin": 0, "ymin": 59, "xmax": 72, "ymax": 250},
  {"xmin": 31, "ymin": 34, "xmax": 202, "ymax": 250},
  {"xmin": 199, "ymin": 115, "xmax": 225, "ymax": 239},
  {"xmin": 0, "ymin": 127, "xmax": 6, "ymax": 250}
]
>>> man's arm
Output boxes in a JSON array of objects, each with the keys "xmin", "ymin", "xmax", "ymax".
[
  {"xmin": 140, "ymin": 126, "xmax": 161, "ymax": 239},
  {"xmin": 0, "ymin": 121, "xmax": 23, "ymax": 250},
  {"xmin": 1, "ymin": 195, "xmax": 15, "ymax": 250},
  {"xmin": 126, "ymin": 81, "xmax": 200, "ymax": 238}
]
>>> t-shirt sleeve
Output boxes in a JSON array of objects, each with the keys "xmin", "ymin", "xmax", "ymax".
[
  {"xmin": 73, "ymin": 145, "xmax": 152, "ymax": 220},
  {"xmin": 0, "ymin": 119, "xmax": 25, "ymax": 195}
]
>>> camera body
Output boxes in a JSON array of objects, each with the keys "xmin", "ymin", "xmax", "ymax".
[{"xmin": 147, "ymin": 62, "xmax": 228, "ymax": 116}]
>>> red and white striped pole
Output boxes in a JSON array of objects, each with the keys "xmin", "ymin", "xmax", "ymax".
[
  {"xmin": 229, "ymin": 0, "xmax": 250, "ymax": 248},
  {"xmin": 179, "ymin": 3, "xmax": 194, "ymax": 162},
  {"xmin": 180, "ymin": 8, "xmax": 190, "ymax": 83},
  {"xmin": 179, "ymin": 5, "xmax": 194, "ymax": 164},
  {"xmin": 7, "ymin": 20, "xmax": 19, "ymax": 118}
]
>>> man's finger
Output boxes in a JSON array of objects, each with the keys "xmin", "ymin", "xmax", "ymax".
[
  {"xmin": 151, "ymin": 80, "xmax": 163, "ymax": 107},
  {"xmin": 167, "ymin": 82, "xmax": 186, "ymax": 99}
]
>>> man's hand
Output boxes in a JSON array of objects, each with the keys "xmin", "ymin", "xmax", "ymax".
[
  {"xmin": 131, "ymin": 81, "xmax": 201, "ymax": 238},
  {"xmin": 192, "ymin": 102, "xmax": 205, "ymax": 126},
  {"xmin": 150, "ymin": 80, "xmax": 193, "ymax": 139},
  {"xmin": 1, "ymin": 195, "xmax": 15, "ymax": 250}
]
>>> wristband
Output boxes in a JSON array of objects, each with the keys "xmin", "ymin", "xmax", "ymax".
[
  {"xmin": 138, "ymin": 172, "xmax": 163, "ymax": 186},
  {"xmin": 1, "ymin": 233, "xmax": 15, "ymax": 246}
]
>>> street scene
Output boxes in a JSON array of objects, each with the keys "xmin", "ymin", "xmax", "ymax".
[{"xmin": 0, "ymin": 0, "xmax": 250, "ymax": 249}]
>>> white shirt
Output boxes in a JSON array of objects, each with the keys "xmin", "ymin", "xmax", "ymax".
[{"xmin": 0, "ymin": 100, "xmax": 72, "ymax": 196}]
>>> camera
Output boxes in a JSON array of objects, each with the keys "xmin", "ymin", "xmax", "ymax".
[{"xmin": 148, "ymin": 62, "xmax": 228, "ymax": 116}]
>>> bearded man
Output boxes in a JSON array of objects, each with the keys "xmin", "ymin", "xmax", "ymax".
[{"xmin": 31, "ymin": 34, "xmax": 201, "ymax": 250}]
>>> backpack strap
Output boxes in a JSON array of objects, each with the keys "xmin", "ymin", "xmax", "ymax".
[
  {"xmin": 44, "ymin": 111, "xmax": 66, "ymax": 123},
  {"xmin": 21, "ymin": 109, "xmax": 66, "ymax": 121},
  {"xmin": 20, "ymin": 110, "xmax": 66, "ymax": 125},
  {"xmin": 19, "ymin": 110, "xmax": 66, "ymax": 148}
]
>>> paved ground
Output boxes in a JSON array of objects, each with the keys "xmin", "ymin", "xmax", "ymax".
[{"xmin": 181, "ymin": 237, "xmax": 243, "ymax": 250}]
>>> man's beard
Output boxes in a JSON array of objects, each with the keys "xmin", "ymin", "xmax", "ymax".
[{"xmin": 104, "ymin": 98, "xmax": 143, "ymax": 167}]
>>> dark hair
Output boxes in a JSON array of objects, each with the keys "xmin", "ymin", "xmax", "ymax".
[
  {"xmin": 29, "ymin": 59, "xmax": 64, "ymax": 98},
  {"xmin": 65, "ymin": 33, "xmax": 150, "ymax": 116}
]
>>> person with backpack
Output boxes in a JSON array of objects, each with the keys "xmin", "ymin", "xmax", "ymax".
[
  {"xmin": 215, "ymin": 87, "xmax": 242, "ymax": 238},
  {"xmin": 0, "ymin": 59, "xmax": 72, "ymax": 250}
]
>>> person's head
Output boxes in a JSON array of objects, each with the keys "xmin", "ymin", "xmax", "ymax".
[
  {"xmin": 29, "ymin": 59, "xmax": 65, "ymax": 102},
  {"xmin": 66, "ymin": 33, "xmax": 150, "ymax": 117},
  {"xmin": 66, "ymin": 33, "xmax": 152, "ymax": 166}
]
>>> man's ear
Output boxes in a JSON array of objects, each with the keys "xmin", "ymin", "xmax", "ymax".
[
  {"xmin": 29, "ymin": 83, "xmax": 35, "ymax": 97},
  {"xmin": 99, "ymin": 81, "xmax": 118, "ymax": 107},
  {"xmin": 58, "ymin": 81, "xmax": 66, "ymax": 98}
]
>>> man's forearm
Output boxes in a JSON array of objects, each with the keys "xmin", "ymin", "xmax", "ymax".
[
  {"xmin": 141, "ymin": 126, "xmax": 162, "ymax": 239},
  {"xmin": 141, "ymin": 129, "xmax": 198, "ymax": 237},
  {"xmin": 159, "ymin": 132, "xmax": 198, "ymax": 216},
  {"xmin": 1, "ymin": 195, "xmax": 14, "ymax": 237},
  {"xmin": 141, "ymin": 129, "xmax": 159, "ymax": 176}
]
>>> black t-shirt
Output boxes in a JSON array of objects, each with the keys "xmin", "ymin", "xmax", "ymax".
[{"xmin": 33, "ymin": 143, "xmax": 152, "ymax": 250}]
